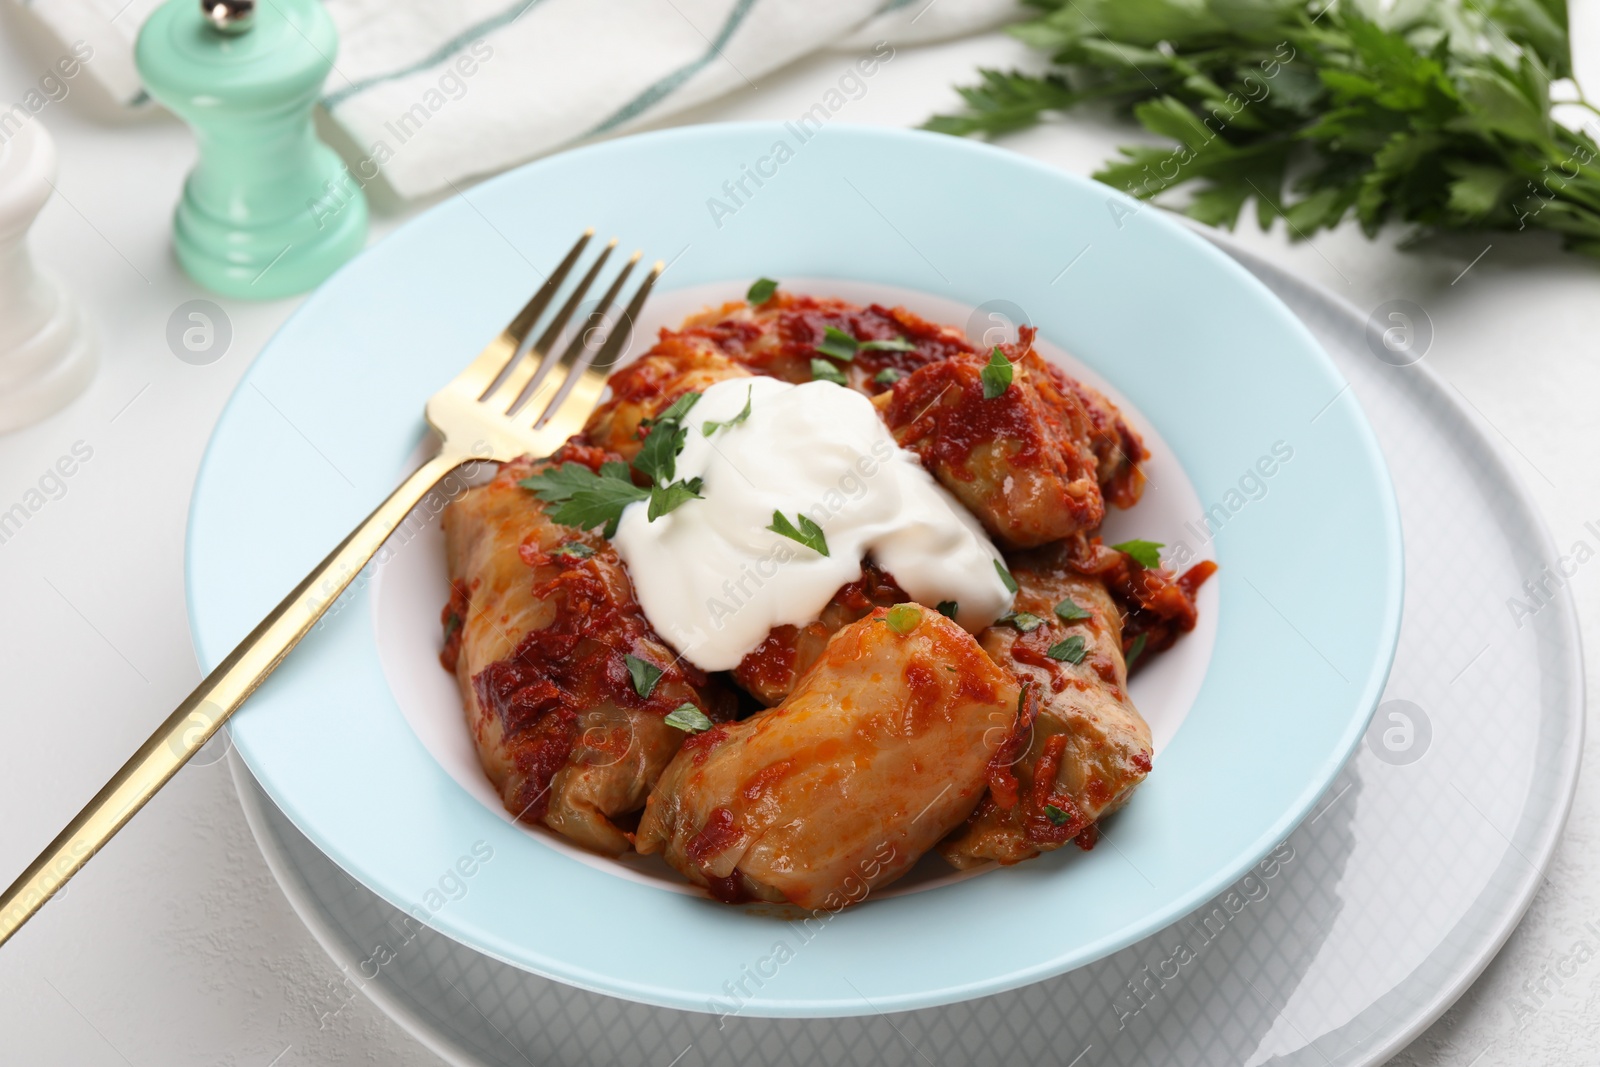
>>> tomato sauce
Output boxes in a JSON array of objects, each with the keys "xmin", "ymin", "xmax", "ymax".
[
  {"xmin": 686, "ymin": 806, "xmax": 743, "ymax": 866},
  {"xmin": 1024, "ymin": 733, "xmax": 1088, "ymax": 845},
  {"xmin": 1071, "ymin": 540, "xmax": 1218, "ymax": 669}
]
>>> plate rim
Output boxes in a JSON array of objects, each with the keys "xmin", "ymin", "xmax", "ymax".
[
  {"xmin": 1192, "ymin": 225, "xmax": 1587, "ymax": 1063},
  {"xmin": 188, "ymin": 121, "xmax": 1407, "ymax": 1016}
]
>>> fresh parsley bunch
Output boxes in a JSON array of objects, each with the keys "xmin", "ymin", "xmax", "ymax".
[{"xmin": 926, "ymin": 0, "xmax": 1600, "ymax": 256}]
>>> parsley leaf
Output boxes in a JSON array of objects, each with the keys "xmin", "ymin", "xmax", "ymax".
[
  {"xmin": 1054, "ymin": 598, "xmax": 1091, "ymax": 621},
  {"xmin": 702, "ymin": 386, "xmax": 753, "ymax": 437},
  {"xmin": 442, "ymin": 612, "xmax": 462, "ymax": 641},
  {"xmin": 1125, "ymin": 632, "xmax": 1149, "ymax": 671},
  {"xmin": 886, "ymin": 604, "xmax": 923, "ymax": 634},
  {"xmin": 994, "ymin": 559, "xmax": 1018, "ymax": 594},
  {"xmin": 624, "ymin": 654, "xmax": 663, "ymax": 699},
  {"xmin": 518, "ymin": 463, "xmax": 607, "ymax": 505},
  {"xmin": 1113, "ymin": 539, "xmax": 1163, "ymax": 569},
  {"xmin": 747, "ymin": 278, "xmax": 778, "ymax": 305},
  {"xmin": 526, "ymin": 386, "xmax": 709, "ymax": 536},
  {"xmin": 936, "ymin": 600, "xmax": 959, "ymax": 619},
  {"xmin": 767, "ymin": 510, "xmax": 829, "ymax": 556},
  {"xmin": 1047, "ymin": 635, "xmax": 1087, "ymax": 664},
  {"xmin": 816, "ymin": 329, "xmax": 915, "ymax": 361},
  {"xmin": 981, "ymin": 347, "xmax": 1013, "ymax": 399},
  {"xmin": 1002, "ymin": 611, "xmax": 1044, "ymax": 632},
  {"xmin": 523, "ymin": 462, "xmax": 649, "ymax": 538},
  {"xmin": 873, "ymin": 368, "xmax": 904, "ymax": 385},
  {"xmin": 664, "ymin": 703, "xmax": 713, "ymax": 733},
  {"xmin": 632, "ymin": 392, "xmax": 711, "ymax": 521},
  {"xmin": 634, "ymin": 419, "xmax": 688, "ymax": 486},
  {"xmin": 1044, "ymin": 804, "xmax": 1072, "ymax": 827},
  {"xmin": 647, "ymin": 477, "xmax": 704, "ymax": 521},
  {"xmin": 859, "ymin": 337, "xmax": 917, "ymax": 352},
  {"xmin": 550, "ymin": 542, "xmax": 594, "ymax": 560},
  {"xmin": 638, "ymin": 391, "xmax": 700, "ymax": 432},
  {"xmin": 810, "ymin": 358, "xmax": 848, "ymax": 386},
  {"xmin": 815, "ymin": 326, "xmax": 859, "ymax": 361}
]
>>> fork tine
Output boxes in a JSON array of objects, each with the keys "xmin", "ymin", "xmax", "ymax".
[
  {"xmin": 518, "ymin": 252, "xmax": 641, "ymax": 429},
  {"xmin": 538, "ymin": 259, "xmax": 666, "ymax": 432},
  {"xmin": 590, "ymin": 259, "xmax": 663, "ymax": 375},
  {"xmin": 455, "ymin": 229, "xmax": 594, "ymax": 401},
  {"xmin": 488, "ymin": 238, "xmax": 618, "ymax": 415}
]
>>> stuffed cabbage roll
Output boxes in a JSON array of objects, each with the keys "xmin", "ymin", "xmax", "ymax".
[
  {"xmin": 441, "ymin": 444, "xmax": 730, "ymax": 856},
  {"xmin": 637, "ymin": 606, "xmax": 1020, "ymax": 908},
  {"xmin": 731, "ymin": 561, "xmax": 907, "ymax": 706},
  {"xmin": 876, "ymin": 329, "xmax": 1146, "ymax": 547},
  {"xmin": 940, "ymin": 562, "xmax": 1152, "ymax": 868}
]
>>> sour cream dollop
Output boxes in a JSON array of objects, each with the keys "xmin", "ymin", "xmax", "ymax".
[{"xmin": 611, "ymin": 376, "xmax": 1014, "ymax": 671}]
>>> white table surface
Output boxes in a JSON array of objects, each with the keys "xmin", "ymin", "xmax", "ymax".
[{"xmin": 0, "ymin": 6, "xmax": 1596, "ymax": 1065}]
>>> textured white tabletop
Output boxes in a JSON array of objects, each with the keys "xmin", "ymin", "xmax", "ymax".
[{"xmin": 0, "ymin": 6, "xmax": 1595, "ymax": 1065}]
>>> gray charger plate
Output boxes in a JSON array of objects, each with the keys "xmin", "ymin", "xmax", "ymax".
[{"xmin": 231, "ymin": 236, "xmax": 1583, "ymax": 1067}]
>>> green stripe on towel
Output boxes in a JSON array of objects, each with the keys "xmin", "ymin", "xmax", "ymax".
[
  {"xmin": 322, "ymin": 0, "xmax": 553, "ymax": 111},
  {"xmin": 587, "ymin": 0, "xmax": 761, "ymax": 136}
]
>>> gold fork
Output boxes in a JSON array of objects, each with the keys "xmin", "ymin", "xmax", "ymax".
[{"xmin": 0, "ymin": 230, "xmax": 660, "ymax": 949}]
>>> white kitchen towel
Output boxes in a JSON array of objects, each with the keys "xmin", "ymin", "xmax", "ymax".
[{"xmin": 13, "ymin": 0, "xmax": 1020, "ymax": 198}]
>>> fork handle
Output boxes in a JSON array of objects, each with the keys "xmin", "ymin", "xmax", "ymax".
[{"xmin": 0, "ymin": 449, "xmax": 468, "ymax": 950}]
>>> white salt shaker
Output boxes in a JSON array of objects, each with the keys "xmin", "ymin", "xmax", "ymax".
[{"xmin": 0, "ymin": 119, "xmax": 94, "ymax": 433}]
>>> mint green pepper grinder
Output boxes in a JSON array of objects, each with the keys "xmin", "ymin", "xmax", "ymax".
[{"xmin": 136, "ymin": 0, "xmax": 366, "ymax": 299}]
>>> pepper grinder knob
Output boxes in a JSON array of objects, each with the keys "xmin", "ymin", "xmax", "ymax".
[
  {"xmin": 136, "ymin": 0, "xmax": 366, "ymax": 299},
  {"xmin": 202, "ymin": 0, "xmax": 255, "ymax": 34},
  {"xmin": 0, "ymin": 120, "xmax": 95, "ymax": 434}
]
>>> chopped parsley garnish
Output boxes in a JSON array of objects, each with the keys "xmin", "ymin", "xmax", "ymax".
[
  {"xmin": 936, "ymin": 600, "xmax": 959, "ymax": 619},
  {"xmin": 522, "ymin": 392, "xmax": 706, "ymax": 536},
  {"xmin": 519, "ymin": 461, "xmax": 647, "ymax": 538},
  {"xmin": 635, "ymin": 396, "xmax": 707, "ymax": 518},
  {"xmin": 1047, "ymin": 635, "xmax": 1087, "ymax": 664},
  {"xmin": 1002, "ymin": 611, "xmax": 1044, "ymax": 632},
  {"xmin": 624, "ymin": 654, "xmax": 663, "ymax": 699},
  {"xmin": 1044, "ymin": 804, "xmax": 1071, "ymax": 827},
  {"xmin": 873, "ymin": 368, "xmax": 904, "ymax": 385},
  {"xmin": 746, "ymin": 277, "xmax": 778, "ymax": 305},
  {"xmin": 1054, "ymin": 598, "xmax": 1091, "ymax": 621},
  {"xmin": 442, "ymin": 612, "xmax": 462, "ymax": 641},
  {"xmin": 634, "ymin": 418, "xmax": 691, "ymax": 486},
  {"xmin": 817, "ymin": 328, "xmax": 916, "ymax": 363},
  {"xmin": 815, "ymin": 326, "xmax": 860, "ymax": 362},
  {"xmin": 1126, "ymin": 633, "xmax": 1149, "ymax": 671},
  {"xmin": 638, "ymin": 391, "xmax": 700, "ymax": 431},
  {"xmin": 646, "ymin": 477, "xmax": 704, "ymax": 521},
  {"xmin": 981, "ymin": 346, "xmax": 1013, "ymax": 399},
  {"xmin": 701, "ymin": 386, "xmax": 753, "ymax": 437},
  {"xmin": 550, "ymin": 542, "xmax": 595, "ymax": 560},
  {"xmin": 767, "ymin": 510, "xmax": 829, "ymax": 556},
  {"xmin": 519, "ymin": 460, "xmax": 623, "ymax": 506},
  {"xmin": 994, "ymin": 559, "xmax": 1018, "ymax": 594},
  {"xmin": 664, "ymin": 703, "xmax": 713, "ymax": 733},
  {"xmin": 886, "ymin": 605, "xmax": 923, "ymax": 634},
  {"xmin": 810, "ymin": 358, "xmax": 848, "ymax": 386},
  {"xmin": 860, "ymin": 337, "xmax": 916, "ymax": 352},
  {"xmin": 1112, "ymin": 539, "xmax": 1164, "ymax": 569}
]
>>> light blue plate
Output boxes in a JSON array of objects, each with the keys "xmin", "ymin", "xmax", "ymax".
[{"xmin": 187, "ymin": 123, "xmax": 1402, "ymax": 1017}]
